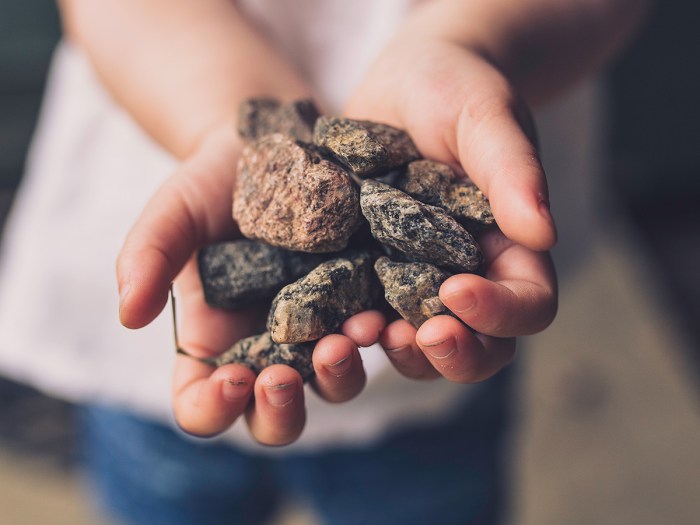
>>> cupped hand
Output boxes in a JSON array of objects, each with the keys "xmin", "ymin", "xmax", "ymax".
[
  {"xmin": 343, "ymin": 36, "xmax": 558, "ymax": 382},
  {"xmin": 345, "ymin": 38, "xmax": 557, "ymax": 252},
  {"xmin": 116, "ymin": 125, "xmax": 382, "ymax": 445},
  {"xmin": 377, "ymin": 228, "xmax": 556, "ymax": 382}
]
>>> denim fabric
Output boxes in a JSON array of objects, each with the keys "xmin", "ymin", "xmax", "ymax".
[{"xmin": 79, "ymin": 369, "xmax": 513, "ymax": 525}]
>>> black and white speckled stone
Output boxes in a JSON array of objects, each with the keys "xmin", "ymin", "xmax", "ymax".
[
  {"xmin": 397, "ymin": 160, "xmax": 494, "ymax": 231},
  {"xmin": 198, "ymin": 240, "xmax": 327, "ymax": 309},
  {"xmin": 360, "ymin": 180, "xmax": 483, "ymax": 273},
  {"xmin": 397, "ymin": 160, "xmax": 455, "ymax": 205},
  {"xmin": 267, "ymin": 251, "xmax": 378, "ymax": 344},
  {"xmin": 215, "ymin": 332, "xmax": 315, "ymax": 381},
  {"xmin": 374, "ymin": 256, "xmax": 452, "ymax": 328},
  {"xmin": 440, "ymin": 182, "xmax": 495, "ymax": 232}
]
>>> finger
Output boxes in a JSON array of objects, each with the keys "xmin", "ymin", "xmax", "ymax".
[
  {"xmin": 379, "ymin": 319, "xmax": 440, "ymax": 380},
  {"xmin": 117, "ymin": 129, "xmax": 240, "ymax": 329},
  {"xmin": 245, "ymin": 365, "xmax": 306, "ymax": 446},
  {"xmin": 311, "ymin": 334, "xmax": 366, "ymax": 403},
  {"xmin": 172, "ymin": 356, "xmax": 256, "ymax": 438},
  {"xmin": 416, "ymin": 316, "xmax": 516, "ymax": 383},
  {"xmin": 454, "ymin": 87, "xmax": 556, "ymax": 251},
  {"xmin": 341, "ymin": 310, "xmax": 386, "ymax": 347},
  {"xmin": 439, "ymin": 233, "xmax": 557, "ymax": 337}
]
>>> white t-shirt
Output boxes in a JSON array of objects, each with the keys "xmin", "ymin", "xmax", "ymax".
[{"xmin": 0, "ymin": 0, "xmax": 601, "ymax": 452}]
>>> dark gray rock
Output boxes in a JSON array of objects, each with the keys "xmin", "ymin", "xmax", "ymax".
[
  {"xmin": 238, "ymin": 98, "xmax": 320, "ymax": 142},
  {"xmin": 268, "ymin": 251, "xmax": 378, "ymax": 344},
  {"xmin": 374, "ymin": 256, "xmax": 452, "ymax": 328},
  {"xmin": 359, "ymin": 180, "xmax": 483, "ymax": 273},
  {"xmin": 397, "ymin": 160, "xmax": 494, "ymax": 231},
  {"xmin": 233, "ymin": 134, "xmax": 360, "ymax": 253},
  {"xmin": 313, "ymin": 117, "xmax": 421, "ymax": 178},
  {"xmin": 198, "ymin": 240, "xmax": 327, "ymax": 309},
  {"xmin": 215, "ymin": 332, "xmax": 315, "ymax": 381}
]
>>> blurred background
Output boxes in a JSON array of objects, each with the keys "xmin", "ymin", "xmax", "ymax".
[{"xmin": 0, "ymin": 1, "xmax": 698, "ymax": 524}]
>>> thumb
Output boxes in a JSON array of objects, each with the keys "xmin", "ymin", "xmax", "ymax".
[
  {"xmin": 117, "ymin": 127, "xmax": 241, "ymax": 328},
  {"xmin": 398, "ymin": 46, "xmax": 557, "ymax": 251}
]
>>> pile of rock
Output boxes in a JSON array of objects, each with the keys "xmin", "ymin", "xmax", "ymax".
[{"xmin": 197, "ymin": 98, "xmax": 494, "ymax": 379}]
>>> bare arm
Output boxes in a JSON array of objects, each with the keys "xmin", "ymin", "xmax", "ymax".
[
  {"xmin": 59, "ymin": 0, "xmax": 310, "ymax": 158},
  {"xmin": 406, "ymin": 0, "xmax": 651, "ymax": 105}
]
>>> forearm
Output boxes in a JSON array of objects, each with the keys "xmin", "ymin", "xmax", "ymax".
[
  {"xmin": 401, "ymin": 0, "xmax": 651, "ymax": 105},
  {"xmin": 59, "ymin": 0, "xmax": 311, "ymax": 158}
]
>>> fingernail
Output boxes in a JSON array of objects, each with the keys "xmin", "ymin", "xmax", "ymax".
[
  {"xmin": 264, "ymin": 382, "xmax": 297, "ymax": 407},
  {"xmin": 422, "ymin": 337, "xmax": 456, "ymax": 359},
  {"xmin": 444, "ymin": 291, "xmax": 476, "ymax": 313},
  {"xmin": 324, "ymin": 355, "xmax": 352, "ymax": 377},
  {"xmin": 221, "ymin": 379, "xmax": 249, "ymax": 402}
]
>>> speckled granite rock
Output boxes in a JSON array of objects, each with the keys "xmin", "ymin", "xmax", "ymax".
[
  {"xmin": 238, "ymin": 98, "xmax": 320, "ymax": 143},
  {"xmin": 397, "ymin": 160, "xmax": 494, "ymax": 231},
  {"xmin": 441, "ymin": 182, "xmax": 495, "ymax": 231},
  {"xmin": 360, "ymin": 180, "xmax": 483, "ymax": 273},
  {"xmin": 268, "ymin": 251, "xmax": 378, "ymax": 343},
  {"xmin": 313, "ymin": 117, "xmax": 421, "ymax": 178},
  {"xmin": 397, "ymin": 160, "xmax": 455, "ymax": 205},
  {"xmin": 233, "ymin": 134, "xmax": 360, "ymax": 252},
  {"xmin": 374, "ymin": 256, "xmax": 452, "ymax": 328},
  {"xmin": 215, "ymin": 332, "xmax": 315, "ymax": 380},
  {"xmin": 198, "ymin": 240, "xmax": 327, "ymax": 309}
]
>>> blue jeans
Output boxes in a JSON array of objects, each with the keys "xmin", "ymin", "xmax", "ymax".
[{"xmin": 79, "ymin": 369, "xmax": 513, "ymax": 525}]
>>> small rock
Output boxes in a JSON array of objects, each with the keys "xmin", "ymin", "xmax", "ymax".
[
  {"xmin": 268, "ymin": 251, "xmax": 378, "ymax": 343},
  {"xmin": 313, "ymin": 117, "xmax": 421, "ymax": 178},
  {"xmin": 360, "ymin": 180, "xmax": 483, "ymax": 273},
  {"xmin": 198, "ymin": 240, "xmax": 327, "ymax": 309},
  {"xmin": 397, "ymin": 160, "xmax": 455, "ymax": 205},
  {"xmin": 238, "ymin": 98, "xmax": 320, "ymax": 142},
  {"xmin": 398, "ymin": 160, "xmax": 494, "ymax": 231},
  {"xmin": 441, "ymin": 182, "xmax": 495, "ymax": 231},
  {"xmin": 233, "ymin": 134, "xmax": 360, "ymax": 253},
  {"xmin": 215, "ymin": 332, "xmax": 315, "ymax": 380},
  {"xmin": 374, "ymin": 256, "xmax": 452, "ymax": 328}
]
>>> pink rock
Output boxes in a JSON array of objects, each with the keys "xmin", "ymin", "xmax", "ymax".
[{"xmin": 233, "ymin": 134, "xmax": 360, "ymax": 253}]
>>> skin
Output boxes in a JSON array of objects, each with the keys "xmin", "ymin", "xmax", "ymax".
[{"xmin": 59, "ymin": 0, "xmax": 649, "ymax": 445}]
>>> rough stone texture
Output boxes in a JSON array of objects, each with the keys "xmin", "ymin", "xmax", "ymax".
[
  {"xmin": 198, "ymin": 240, "xmax": 327, "ymax": 309},
  {"xmin": 398, "ymin": 160, "xmax": 494, "ymax": 231},
  {"xmin": 268, "ymin": 251, "xmax": 378, "ymax": 344},
  {"xmin": 233, "ymin": 134, "xmax": 360, "ymax": 253},
  {"xmin": 313, "ymin": 117, "xmax": 421, "ymax": 178},
  {"xmin": 360, "ymin": 180, "xmax": 483, "ymax": 273},
  {"xmin": 441, "ymin": 182, "xmax": 495, "ymax": 231},
  {"xmin": 398, "ymin": 160, "xmax": 455, "ymax": 205},
  {"xmin": 374, "ymin": 256, "xmax": 452, "ymax": 328},
  {"xmin": 238, "ymin": 98, "xmax": 320, "ymax": 143},
  {"xmin": 215, "ymin": 332, "xmax": 315, "ymax": 381}
]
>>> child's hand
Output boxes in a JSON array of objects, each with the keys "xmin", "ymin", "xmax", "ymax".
[
  {"xmin": 116, "ymin": 125, "xmax": 380, "ymax": 445},
  {"xmin": 344, "ymin": 37, "xmax": 557, "ymax": 382}
]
